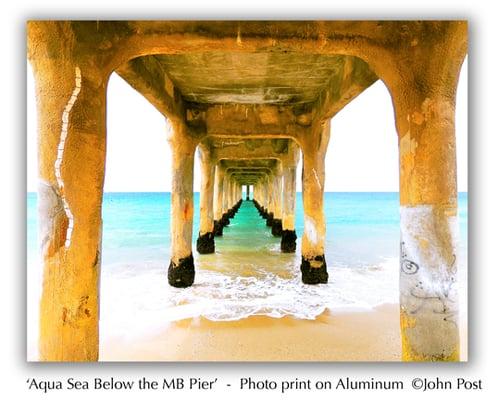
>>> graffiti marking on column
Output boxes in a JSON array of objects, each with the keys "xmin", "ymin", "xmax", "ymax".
[
  {"xmin": 401, "ymin": 243, "xmax": 458, "ymax": 326},
  {"xmin": 400, "ymin": 241, "xmax": 419, "ymax": 274}
]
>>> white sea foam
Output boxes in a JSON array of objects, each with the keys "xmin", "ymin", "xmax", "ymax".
[{"xmin": 98, "ymin": 256, "xmax": 399, "ymax": 341}]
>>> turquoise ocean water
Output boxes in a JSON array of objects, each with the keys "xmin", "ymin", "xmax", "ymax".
[{"xmin": 27, "ymin": 192, "xmax": 467, "ymax": 352}]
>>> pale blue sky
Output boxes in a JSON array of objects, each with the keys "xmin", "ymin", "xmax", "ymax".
[{"xmin": 27, "ymin": 58, "xmax": 467, "ymax": 193}]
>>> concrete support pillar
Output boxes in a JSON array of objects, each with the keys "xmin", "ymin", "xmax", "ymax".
[
  {"xmin": 281, "ymin": 142, "xmax": 300, "ymax": 252},
  {"xmin": 226, "ymin": 178, "xmax": 231, "ymax": 214},
  {"xmin": 230, "ymin": 177, "xmax": 237, "ymax": 208},
  {"xmin": 260, "ymin": 181, "xmax": 264, "ymax": 208},
  {"xmin": 299, "ymin": 121, "xmax": 330, "ymax": 284},
  {"xmin": 281, "ymin": 165, "xmax": 298, "ymax": 252},
  {"xmin": 391, "ymin": 65, "xmax": 464, "ymax": 362},
  {"xmin": 246, "ymin": 185, "xmax": 250, "ymax": 200},
  {"xmin": 260, "ymin": 181, "xmax": 264, "ymax": 207},
  {"xmin": 265, "ymin": 173, "xmax": 275, "ymax": 227},
  {"xmin": 196, "ymin": 144, "xmax": 215, "ymax": 254},
  {"xmin": 232, "ymin": 180, "xmax": 238, "ymax": 214},
  {"xmin": 213, "ymin": 164, "xmax": 225, "ymax": 236},
  {"xmin": 262, "ymin": 175, "xmax": 270, "ymax": 217},
  {"xmin": 29, "ymin": 40, "xmax": 107, "ymax": 360},
  {"xmin": 228, "ymin": 177, "xmax": 235, "ymax": 215},
  {"xmin": 220, "ymin": 169, "xmax": 231, "ymax": 227},
  {"xmin": 222, "ymin": 175, "xmax": 229, "ymax": 214},
  {"xmin": 167, "ymin": 121, "xmax": 196, "ymax": 288},
  {"xmin": 271, "ymin": 166, "xmax": 283, "ymax": 236}
]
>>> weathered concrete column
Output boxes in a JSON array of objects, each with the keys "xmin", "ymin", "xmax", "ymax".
[
  {"xmin": 299, "ymin": 121, "xmax": 330, "ymax": 284},
  {"xmin": 213, "ymin": 164, "xmax": 225, "ymax": 236},
  {"xmin": 230, "ymin": 179, "xmax": 235, "ymax": 208},
  {"xmin": 29, "ymin": 25, "xmax": 107, "ymax": 361},
  {"xmin": 227, "ymin": 177, "xmax": 234, "ymax": 216},
  {"xmin": 235, "ymin": 183, "xmax": 241, "ymax": 205},
  {"xmin": 226, "ymin": 178, "xmax": 231, "ymax": 214},
  {"xmin": 228, "ymin": 178, "xmax": 235, "ymax": 214},
  {"xmin": 245, "ymin": 185, "xmax": 250, "ymax": 200},
  {"xmin": 262, "ymin": 175, "xmax": 270, "ymax": 217},
  {"xmin": 389, "ymin": 38, "xmax": 466, "ymax": 361},
  {"xmin": 221, "ymin": 168, "xmax": 231, "ymax": 227},
  {"xmin": 167, "ymin": 121, "xmax": 197, "ymax": 288},
  {"xmin": 253, "ymin": 183, "xmax": 259, "ymax": 210},
  {"xmin": 196, "ymin": 143, "xmax": 215, "ymax": 254},
  {"xmin": 281, "ymin": 167, "xmax": 298, "ymax": 252},
  {"xmin": 265, "ymin": 173, "xmax": 275, "ymax": 227},
  {"xmin": 271, "ymin": 166, "xmax": 283, "ymax": 236},
  {"xmin": 222, "ymin": 175, "xmax": 229, "ymax": 214},
  {"xmin": 232, "ymin": 180, "xmax": 238, "ymax": 212},
  {"xmin": 281, "ymin": 142, "xmax": 300, "ymax": 252}
]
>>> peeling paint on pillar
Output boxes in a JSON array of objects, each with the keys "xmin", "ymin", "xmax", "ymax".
[
  {"xmin": 399, "ymin": 205, "xmax": 460, "ymax": 361},
  {"xmin": 54, "ymin": 66, "xmax": 81, "ymax": 249},
  {"xmin": 303, "ymin": 217, "xmax": 319, "ymax": 247},
  {"xmin": 38, "ymin": 180, "xmax": 68, "ymax": 258}
]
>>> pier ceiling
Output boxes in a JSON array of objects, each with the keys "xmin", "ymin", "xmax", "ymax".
[
  {"xmin": 119, "ymin": 52, "xmax": 376, "ymax": 129},
  {"xmin": 103, "ymin": 21, "xmax": 390, "ymax": 128},
  {"xmin": 152, "ymin": 52, "xmax": 373, "ymax": 105}
]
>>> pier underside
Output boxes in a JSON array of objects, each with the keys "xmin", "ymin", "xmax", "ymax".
[{"xmin": 28, "ymin": 20, "xmax": 467, "ymax": 362}]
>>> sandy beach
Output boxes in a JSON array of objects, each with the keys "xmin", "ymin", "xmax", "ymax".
[{"xmin": 100, "ymin": 303, "xmax": 401, "ymax": 362}]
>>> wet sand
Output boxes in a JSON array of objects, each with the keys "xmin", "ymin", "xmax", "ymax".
[{"xmin": 100, "ymin": 303, "xmax": 402, "ymax": 362}]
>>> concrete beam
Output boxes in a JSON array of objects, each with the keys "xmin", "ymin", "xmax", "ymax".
[
  {"xmin": 204, "ymin": 104, "xmax": 308, "ymax": 138},
  {"xmin": 116, "ymin": 55, "xmax": 184, "ymax": 121},
  {"xmin": 314, "ymin": 56, "xmax": 377, "ymax": 121},
  {"xmin": 213, "ymin": 138, "xmax": 298, "ymax": 164}
]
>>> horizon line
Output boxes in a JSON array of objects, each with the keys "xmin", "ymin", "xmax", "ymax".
[{"xmin": 26, "ymin": 190, "xmax": 469, "ymax": 194}]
